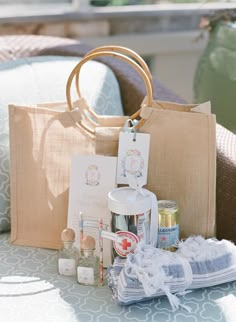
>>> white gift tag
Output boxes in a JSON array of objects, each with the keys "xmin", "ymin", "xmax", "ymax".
[{"xmin": 116, "ymin": 132, "xmax": 150, "ymax": 185}]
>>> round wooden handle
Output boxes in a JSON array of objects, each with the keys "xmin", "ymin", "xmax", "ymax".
[
  {"xmin": 80, "ymin": 45, "xmax": 153, "ymax": 91},
  {"xmin": 66, "ymin": 51, "xmax": 153, "ymax": 130},
  {"xmin": 76, "ymin": 46, "xmax": 153, "ymax": 126}
]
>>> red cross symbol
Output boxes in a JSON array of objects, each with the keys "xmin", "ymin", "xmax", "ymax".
[
  {"xmin": 161, "ymin": 236, "xmax": 167, "ymax": 241},
  {"xmin": 121, "ymin": 238, "xmax": 131, "ymax": 250}
]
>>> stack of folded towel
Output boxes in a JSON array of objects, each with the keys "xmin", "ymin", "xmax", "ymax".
[{"xmin": 108, "ymin": 236, "xmax": 236, "ymax": 311}]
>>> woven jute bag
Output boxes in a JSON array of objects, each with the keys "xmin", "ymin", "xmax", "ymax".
[
  {"xmin": 8, "ymin": 46, "xmax": 216, "ymax": 253},
  {"xmin": 67, "ymin": 46, "xmax": 216, "ymax": 239}
]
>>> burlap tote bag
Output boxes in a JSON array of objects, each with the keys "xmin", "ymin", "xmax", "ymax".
[
  {"xmin": 8, "ymin": 49, "xmax": 151, "ymax": 249},
  {"xmin": 9, "ymin": 47, "xmax": 216, "ymax": 250},
  {"xmin": 67, "ymin": 46, "xmax": 216, "ymax": 239}
]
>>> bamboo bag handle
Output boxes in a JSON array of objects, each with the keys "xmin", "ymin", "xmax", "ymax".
[
  {"xmin": 66, "ymin": 51, "xmax": 153, "ymax": 132},
  {"xmin": 80, "ymin": 45, "xmax": 153, "ymax": 90},
  {"xmin": 79, "ymin": 45, "xmax": 153, "ymax": 122}
]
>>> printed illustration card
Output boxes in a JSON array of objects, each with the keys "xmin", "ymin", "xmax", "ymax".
[
  {"xmin": 116, "ymin": 132, "xmax": 150, "ymax": 185},
  {"xmin": 67, "ymin": 155, "xmax": 117, "ymax": 267}
]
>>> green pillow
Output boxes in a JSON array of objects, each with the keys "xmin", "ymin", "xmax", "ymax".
[
  {"xmin": 0, "ymin": 55, "xmax": 123, "ymax": 232},
  {"xmin": 194, "ymin": 22, "xmax": 236, "ymax": 132}
]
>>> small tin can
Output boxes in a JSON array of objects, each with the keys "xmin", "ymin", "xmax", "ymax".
[{"xmin": 157, "ymin": 200, "xmax": 179, "ymax": 251}]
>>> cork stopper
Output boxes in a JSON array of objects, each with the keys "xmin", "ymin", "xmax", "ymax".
[
  {"xmin": 61, "ymin": 228, "xmax": 75, "ymax": 242},
  {"xmin": 81, "ymin": 236, "xmax": 95, "ymax": 250}
]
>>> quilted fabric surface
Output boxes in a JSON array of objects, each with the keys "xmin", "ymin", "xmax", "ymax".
[{"xmin": 1, "ymin": 233, "xmax": 236, "ymax": 322}]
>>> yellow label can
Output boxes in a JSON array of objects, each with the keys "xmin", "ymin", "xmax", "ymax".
[{"xmin": 157, "ymin": 200, "xmax": 179, "ymax": 251}]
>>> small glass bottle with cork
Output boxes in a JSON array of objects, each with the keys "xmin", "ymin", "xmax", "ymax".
[
  {"xmin": 77, "ymin": 235, "xmax": 100, "ymax": 286},
  {"xmin": 58, "ymin": 228, "xmax": 79, "ymax": 276}
]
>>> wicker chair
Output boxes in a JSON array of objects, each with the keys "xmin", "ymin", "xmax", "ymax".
[{"xmin": 0, "ymin": 34, "xmax": 235, "ymax": 242}]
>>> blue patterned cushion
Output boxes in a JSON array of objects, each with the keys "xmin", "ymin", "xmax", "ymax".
[
  {"xmin": 0, "ymin": 56, "xmax": 124, "ymax": 232},
  {"xmin": 1, "ymin": 232, "xmax": 236, "ymax": 321}
]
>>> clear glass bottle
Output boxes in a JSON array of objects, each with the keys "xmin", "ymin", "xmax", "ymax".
[
  {"xmin": 58, "ymin": 228, "xmax": 78, "ymax": 276},
  {"xmin": 77, "ymin": 235, "xmax": 100, "ymax": 286}
]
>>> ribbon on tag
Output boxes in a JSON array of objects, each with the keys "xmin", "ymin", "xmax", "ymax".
[
  {"xmin": 127, "ymin": 174, "xmax": 146, "ymax": 198},
  {"xmin": 122, "ymin": 118, "xmax": 137, "ymax": 133},
  {"xmin": 126, "ymin": 173, "xmax": 158, "ymax": 247}
]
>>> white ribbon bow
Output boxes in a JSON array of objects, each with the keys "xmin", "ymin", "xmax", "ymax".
[{"xmin": 126, "ymin": 173, "xmax": 158, "ymax": 247}]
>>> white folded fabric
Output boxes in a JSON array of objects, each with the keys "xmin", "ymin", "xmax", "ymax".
[{"xmin": 108, "ymin": 236, "xmax": 236, "ymax": 311}]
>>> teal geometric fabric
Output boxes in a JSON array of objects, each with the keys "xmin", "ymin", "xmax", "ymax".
[{"xmin": 1, "ymin": 233, "xmax": 236, "ymax": 322}]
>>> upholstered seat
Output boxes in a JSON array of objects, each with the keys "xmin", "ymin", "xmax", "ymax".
[
  {"xmin": 0, "ymin": 34, "xmax": 235, "ymax": 322},
  {"xmin": 1, "ymin": 34, "xmax": 232, "ymax": 242}
]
